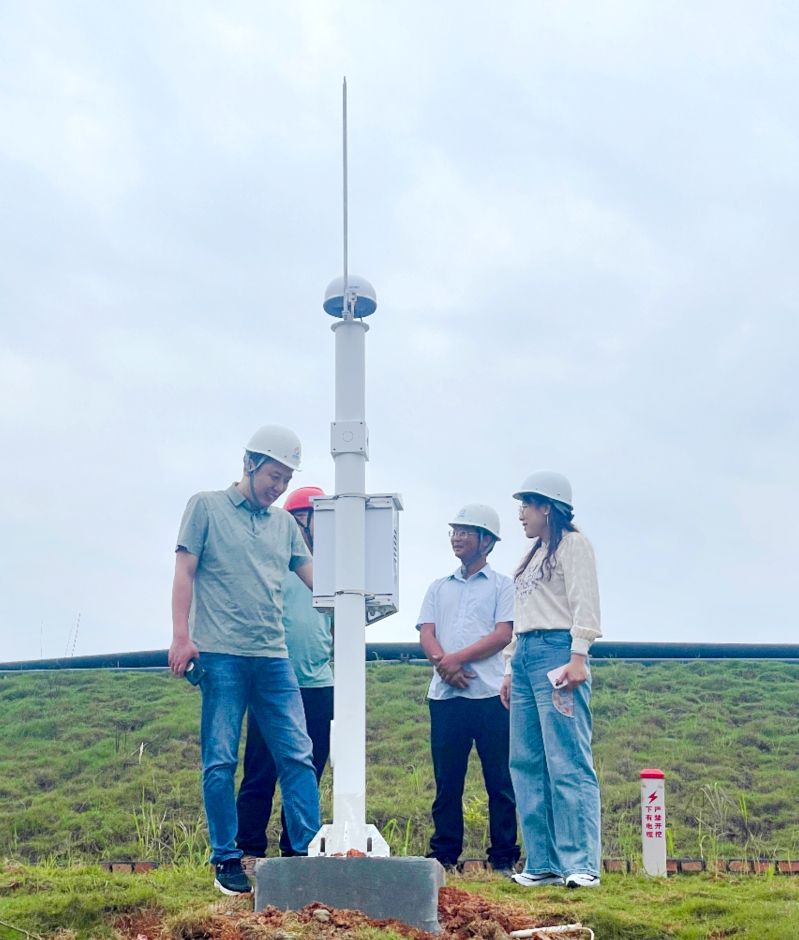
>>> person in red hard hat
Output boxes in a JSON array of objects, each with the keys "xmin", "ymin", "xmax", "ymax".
[{"xmin": 235, "ymin": 485, "xmax": 333, "ymax": 866}]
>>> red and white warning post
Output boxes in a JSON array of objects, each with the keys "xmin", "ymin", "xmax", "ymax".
[{"xmin": 640, "ymin": 768, "xmax": 667, "ymax": 876}]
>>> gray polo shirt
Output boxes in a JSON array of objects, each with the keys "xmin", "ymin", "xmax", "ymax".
[{"xmin": 176, "ymin": 484, "xmax": 311, "ymax": 657}]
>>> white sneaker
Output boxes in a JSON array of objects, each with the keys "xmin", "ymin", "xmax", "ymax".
[
  {"xmin": 512, "ymin": 871, "xmax": 565, "ymax": 887},
  {"xmin": 565, "ymin": 872, "xmax": 600, "ymax": 888}
]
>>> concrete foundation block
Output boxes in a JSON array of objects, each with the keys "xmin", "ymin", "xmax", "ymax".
[{"xmin": 254, "ymin": 856, "xmax": 445, "ymax": 933}]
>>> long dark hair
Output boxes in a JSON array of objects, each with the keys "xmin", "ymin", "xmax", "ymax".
[{"xmin": 514, "ymin": 495, "xmax": 577, "ymax": 582}]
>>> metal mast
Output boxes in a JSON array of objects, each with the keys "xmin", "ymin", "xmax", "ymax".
[{"xmin": 310, "ymin": 78, "xmax": 388, "ymax": 856}]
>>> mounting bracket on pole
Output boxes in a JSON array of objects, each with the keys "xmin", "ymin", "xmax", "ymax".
[{"xmin": 331, "ymin": 420, "xmax": 369, "ymax": 457}]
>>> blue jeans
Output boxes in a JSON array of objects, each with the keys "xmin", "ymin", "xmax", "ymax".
[
  {"xmin": 199, "ymin": 653, "xmax": 320, "ymax": 864},
  {"xmin": 509, "ymin": 631, "xmax": 601, "ymax": 878}
]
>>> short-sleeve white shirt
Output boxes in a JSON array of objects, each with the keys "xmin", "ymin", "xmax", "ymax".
[{"xmin": 416, "ymin": 564, "xmax": 514, "ymax": 701}]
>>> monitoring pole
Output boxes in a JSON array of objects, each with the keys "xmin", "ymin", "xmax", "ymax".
[
  {"xmin": 255, "ymin": 80, "xmax": 442, "ymax": 932},
  {"xmin": 309, "ymin": 78, "xmax": 388, "ymax": 857}
]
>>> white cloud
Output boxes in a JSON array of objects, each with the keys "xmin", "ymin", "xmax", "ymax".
[{"xmin": 0, "ymin": 1, "xmax": 797, "ymax": 661}]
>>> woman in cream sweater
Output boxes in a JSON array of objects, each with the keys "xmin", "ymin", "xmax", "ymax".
[{"xmin": 500, "ymin": 471, "xmax": 602, "ymax": 889}]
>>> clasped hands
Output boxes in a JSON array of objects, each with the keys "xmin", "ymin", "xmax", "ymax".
[{"xmin": 431, "ymin": 651, "xmax": 476, "ymax": 689}]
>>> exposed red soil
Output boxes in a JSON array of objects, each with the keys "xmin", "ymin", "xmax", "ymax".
[{"xmin": 115, "ymin": 886, "xmax": 579, "ymax": 939}]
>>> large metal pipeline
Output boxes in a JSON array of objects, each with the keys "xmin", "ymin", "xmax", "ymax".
[{"xmin": 1, "ymin": 641, "xmax": 797, "ymax": 672}]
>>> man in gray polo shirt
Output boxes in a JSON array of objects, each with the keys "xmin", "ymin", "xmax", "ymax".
[{"xmin": 168, "ymin": 425, "xmax": 320, "ymax": 895}]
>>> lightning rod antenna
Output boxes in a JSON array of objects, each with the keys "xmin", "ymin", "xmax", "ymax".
[{"xmin": 342, "ymin": 77, "xmax": 349, "ymax": 312}]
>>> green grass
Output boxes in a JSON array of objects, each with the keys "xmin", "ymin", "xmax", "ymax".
[
  {"xmin": 1, "ymin": 662, "xmax": 798, "ymax": 938},
  {"xmin": 481, "ymin": 868, "xmax": 799, "ymax": 939},
  {"xmin": 0, "ymin": 861, "xmax": 216, "ymax": 939},
  {"xmin": 0, "ymin": 661, "xmax": 798, "ymax": 867},
  {"xmin": 365, "ymin": 659, "xmax": 799, "ymax": 863},
  {"xmin": 590, "ymin": 660, "xmax": 799, "ymax": 864},
  {"xmin": 1, "ymin": 863, "xmax": 798, "ymax": 939}
]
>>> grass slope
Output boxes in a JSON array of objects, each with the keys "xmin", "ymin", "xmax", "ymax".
[{"xmin": 1, "ymin": 661, "xmax": 798, "ymax": 865}]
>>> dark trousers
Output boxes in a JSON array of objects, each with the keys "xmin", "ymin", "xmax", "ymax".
[
  {"xmin": 236, "ymin": 685, "xmax": 333, "ymax": 856},
  {"xmin": 428, "ymin": 695, "xmax": 520, "ymax": 867}
]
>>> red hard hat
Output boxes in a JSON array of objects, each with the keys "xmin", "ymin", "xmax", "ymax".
[{"xmin": 283, "ymin": 486, "xmax": 325, "ymax": 514}]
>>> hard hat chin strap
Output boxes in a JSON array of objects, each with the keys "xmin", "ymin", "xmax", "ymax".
[
  {"xmin": 461, "ymin": 533, "xmax": 494, "ymax": 567},
  {"xmin": 292, "ymin": 512, "xmax": 314, "ymax": 552},
  {"xmin": 244, "ymin": 454, "xmax": 270, "ymax": 512},
  {"xmin": 478, "ymin": 532, "xmax": 496, "ymax": 557}
]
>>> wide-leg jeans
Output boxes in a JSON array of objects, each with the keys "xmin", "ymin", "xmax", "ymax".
[
  {"xmin": 236, "ymin": 684, "xmax": 333, "ymax": 856},
  {"xmin": 199, "ymin": 652, "xmax": 320, "ymax": 864},
  {"xmin": 509, "ymin": 630, "xmax": 601, "ymax": 878}
]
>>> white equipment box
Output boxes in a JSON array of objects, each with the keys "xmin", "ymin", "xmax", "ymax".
[{"xmin": 312, "ymin": 493, "xmax": 402, "ymax": 624}]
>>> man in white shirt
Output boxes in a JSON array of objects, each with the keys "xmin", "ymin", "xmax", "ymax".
[{"xmin": 417, "ymin": 504, "xmax": 519, "ymax": 875}]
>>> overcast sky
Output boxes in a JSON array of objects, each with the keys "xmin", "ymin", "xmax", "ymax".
[{"xmin": 1, "ymin": 1, "xmax": 797, "ymax": 663}]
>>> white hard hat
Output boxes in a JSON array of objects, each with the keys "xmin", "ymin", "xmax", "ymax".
[
  {"xmin": 449, "ymin": 504, "xmax": 501, "ymax": 540},
  {"xmin": 245, "ymin": 425, "xmax": 302, "ymax": 471},
  {"xmin": 513, "ymin": 471, "xmax": 573, "ymax": 508}
]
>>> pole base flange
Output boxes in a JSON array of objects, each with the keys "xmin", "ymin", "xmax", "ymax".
[{"xmin": 308, "ymin": 822, "xmax": 390, "ymax": 857}]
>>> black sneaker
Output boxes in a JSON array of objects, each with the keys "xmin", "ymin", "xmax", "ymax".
[{"xmin": 214, "ymin": 858, "xmax": 253, "ymax": 895}]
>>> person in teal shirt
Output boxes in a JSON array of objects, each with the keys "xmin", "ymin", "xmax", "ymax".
[{"xmin": 236, "ymin": 485, "xmax": 333, "ymax": 860}]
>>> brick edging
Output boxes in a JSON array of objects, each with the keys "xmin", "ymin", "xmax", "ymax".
[
  {"xmin": 459, "ymin": 858, "xmax": 799, "ymax": 875},
  {"xmin": 100, "ymin": 860, "xmax": 159, "ymax": 873},
  {"xmin": 604, "ymin": 858, "xmax": 798, "ymax": 874},
  {"xmin": 98, "ymin": 858, "xmax": 799, "ymax": 876}
]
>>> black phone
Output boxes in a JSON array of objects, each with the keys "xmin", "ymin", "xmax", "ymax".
[{"xmin": 184, "ymin": 658, "xmax": 206, "ymax": 686}]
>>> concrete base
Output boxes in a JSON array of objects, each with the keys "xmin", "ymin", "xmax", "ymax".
[{"xmin": 254, "ymin": 856, "xmax": 445, "ymax": 933}]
